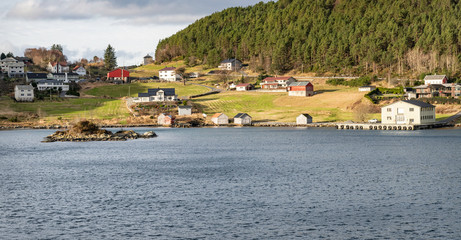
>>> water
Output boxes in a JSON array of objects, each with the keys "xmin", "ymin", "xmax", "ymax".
[{"xmin": 1, "ymin": 127, "xmax": 460, "ymax": 239}]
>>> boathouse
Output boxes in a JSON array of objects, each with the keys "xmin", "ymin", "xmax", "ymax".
[
  {"xmin": 158, "ymin": 113, "xmax": 174, "ymax": 125},
  {"xmin": 381, "ymin": 100, "xmax": 435, "ymax": 125},
  {"xmin": 234, "ymin": 113, "xmax": 252, "ymax": 125},
  {"xmin": 296, "ymin": 114, "xmax": 313, "ymax": 125},
  {"xmin": 211, "ymin": 113, "xmax": 228, "ymax": 125}
]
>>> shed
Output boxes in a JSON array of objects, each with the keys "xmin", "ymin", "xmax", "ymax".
[
  {"xmin": 288, "ymin": 81, "xmax": 314, "ymax": 96},
  {"xmin": 234, "ymin": 113, "xmax": 252, "ymax": 125},
  {"xmin": 296, "ymin": 114, "xmax": 313, "ymax": 125},
  {"xmin": 211, "ymin": 113, "xmax": 228, "ymax": 125},
  {"xmin": 236, "ymin": 83, "xmax": 254, "ymax": 91},
  {"xmin": 178, "ymin": 105, "xmax": 192, "ymax": 116},
  {"xmin": 158, "ymin": 113, "xmax": 174, "ymax": 125},
  {"xmin": 358, "ymin": 85, "xmax": 376, "ymax": 92}
]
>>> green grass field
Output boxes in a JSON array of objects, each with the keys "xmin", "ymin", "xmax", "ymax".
[
  {"xmin": 193, "ymin": 91, "xmax": 360, "ymax": 122},
  {"xmin": 2, "ymin": 98, "xmax": 130, "ymax": 121},
  {"xmin": 84, "ymin": 82, "xmax": 209, "ymax": 98}
]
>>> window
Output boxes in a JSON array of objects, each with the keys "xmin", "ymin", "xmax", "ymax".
[
  {"xmin": 387, "ymin": 116, "xmax": 392, "ymax": 120},
  {"xmin": 409, "ymin": 108, "xmax": 414, "ymax": 112},
  {"xmin": 21, "ymin": 94, "xmax": 24, "ymax": 96},
  {"xmin": 410, "ymin": 119, "xmax": 414, "ymax": 123},
  {"xmin": 387, "ymin": 108, "xmax": 392, "ymax": 112}
]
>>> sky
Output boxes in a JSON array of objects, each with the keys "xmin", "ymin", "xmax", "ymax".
[{"xmin": 0, "ymin": 0, "xmax": 269, "ymax": 66}]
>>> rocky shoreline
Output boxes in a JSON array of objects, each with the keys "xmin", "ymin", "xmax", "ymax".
[{"xmin": 42, "ymin": 120, "xmax": 157, "ymax": 142}]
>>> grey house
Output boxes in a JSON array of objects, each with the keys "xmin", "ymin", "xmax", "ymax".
[
  {"xmin": 296, "ymin": 114, "xmax": 313, "ymax": 125},
  {"xmin": 178, "ymin": 105, "xmax": 192, "ymax": 116},
  {"xmin": 234, "ymin": 113, "xmax": 252, "ymax": 125}
]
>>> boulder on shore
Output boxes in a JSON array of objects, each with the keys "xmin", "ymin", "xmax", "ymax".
[{"xmin": 43, "ymin": 120, "xmax": 157, "ymax": 142}]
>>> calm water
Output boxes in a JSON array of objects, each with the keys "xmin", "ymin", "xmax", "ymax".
[{"xmin": 0, "ymin": 127, "xmax": 460, "ymax": 239}]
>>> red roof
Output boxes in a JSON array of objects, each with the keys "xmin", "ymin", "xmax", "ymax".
[
  {"xmin": 236, "ymin": 83, "xmax": 251, "ymax": 87},
  {"xmin": 211, "ymin": 113, "xmax": 224, "ymax": 118},
  {"xmin": 73, "ymin": 65, "xmax": 81, "ymax": 70},
  {"xmin": 107, "ymin": 68, "xmax": 130, "ymax": 78},
  {"xmin": 263, "ymin": 76, "xmax": 292, "ymax": 82},
  {"xmin": 159, "ymin": 67, "xmax": 176, "ymax": 71},
  {"xmin": 51, "ymin": 62, "xmax": 68, "ymax": 67}
]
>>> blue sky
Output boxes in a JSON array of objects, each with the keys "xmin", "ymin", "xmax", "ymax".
[{"xmin": 0, "ymin": 0, "xmax": 269, "ymax": 66}]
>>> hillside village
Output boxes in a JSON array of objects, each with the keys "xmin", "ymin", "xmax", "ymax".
[{"xmin": 1, "ymin": 50, "xmax": 461, "ymax": 129}]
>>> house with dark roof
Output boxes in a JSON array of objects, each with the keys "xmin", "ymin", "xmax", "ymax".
[
  {"xmin": 178, "ymin": 105, "xmax": 192, "ymax": 116},
  {"xmin": 51, "ymin": 73, "xmax": 80, "ymax": 82},
  {"xmin": 218, "ymin": 59, "xmax": 242, "ymax": 71},
  {"xmin": 288, "ymin": 81, "xmax": 314, "ymax": 96},
  {"xmin": 233, "ymin": 113, "xmax": 252, "ymax": 125},
  {"xmin": 26, "ymin": 73, "xmax": 49, "ymax": 83},
  {"xmin": 296, "ymin": 114, "xmax": 313, "ymax": 125},
  {"xmin": 159, "ymin": 67, "xmax": 180, "ymax": 81},
  {"xmin": 260, "ymin": 76, "xmax": 296, "ymax": 90},
  {"xmin": 381, "ymin": 100, "xmax": 435, "ymax": 125},
  {"xmin": 133, "ymin": 88, "xmax": 178, "ymax": 102}
]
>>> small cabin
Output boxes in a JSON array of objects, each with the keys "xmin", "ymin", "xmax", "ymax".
[
  {"xmin": 236, "ymin": 83, "xmax": 254, "ymax": 91},
  {"xmin": 358, "ymin": 85, "xmax": 376, "ymax": 92},
  {"xmin": 158, "ymin": 113, "xmax": 174, "ymax": 125},
  {"xmin": 211, "ymin": 113, "xmax": 228, "ymax": 125},
  {"xmin": 178, "ymin": 106, "xmax": 192, "ymax": 116},
  {"xmin": 296, "ymin": 114, "xmax": 313, "ymax": 125},
  {"xmin": 234, "ymin": 113, "xmax": 252, "ymax": 125}
]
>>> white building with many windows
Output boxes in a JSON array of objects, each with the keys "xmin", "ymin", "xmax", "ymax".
[
  {"xmin": 14, "ymin": 85, "xmax": 34, "ymax": 101},
  {"xmin": 36, "ymin": 80, "xmax": 69, "ymax": 91},
  {"xmin": 381, "ymin": 100, "xmax": 435, "ymax": 125},
  {"xmin": 1, "ymin": 57, "xmax": 24, "ymax": 78},
  {"xmin": 159, "ymin": 67, "xmax": 180, "ymax": 81}
]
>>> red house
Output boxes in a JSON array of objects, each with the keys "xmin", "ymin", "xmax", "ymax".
[
  {"xmin": 288, "ymin": 81, "xmax": 314, "ymax": 96},
  {"xmin": 107, "ymin": 69, "xmax": 130, "ymax": 82}
]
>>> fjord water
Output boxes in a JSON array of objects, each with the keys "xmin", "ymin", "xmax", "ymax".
[{"xmin": 1, "ymin": 127, "xmax": 460, "ymax": 239}]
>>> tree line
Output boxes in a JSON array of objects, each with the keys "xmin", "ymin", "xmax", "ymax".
[{"xmin": 155, "ymin": 0, "xmax": 461, "ymax": 78}]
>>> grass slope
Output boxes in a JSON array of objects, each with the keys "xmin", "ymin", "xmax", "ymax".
[
  {"xmin": 2, "ymin": 98, "xmax": 130, "ymax": 121},
  {"xmin": 193, "ymin": 86, "xmax": 366, "ymax": 122},
  {"xmin": 84, "ymin": 82, "xmax": 209, "ymax": 98}
]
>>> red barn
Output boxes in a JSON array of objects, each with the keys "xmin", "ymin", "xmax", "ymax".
[
  {"xmin": 288, "ymin": 81, "xmax": 314, "ymax": 96},
  {"xmin": 107, "ymin": 69, "xmax": 130, "ymax": 82}
]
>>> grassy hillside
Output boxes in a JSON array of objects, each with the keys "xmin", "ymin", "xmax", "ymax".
[
  {"xmin": 193, "ymin": 86, "xmax": 370, "ymax": 122},
  {"xmin": 1, "ymin": 97, "xmax": 130, "ymax": 122},
  {"xmin": 84, "ymin": 82, "xmax": 209, "ymax": 98}
]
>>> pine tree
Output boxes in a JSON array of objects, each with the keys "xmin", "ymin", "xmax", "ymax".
[
  {"xmin": 104, "ymin": 44, "xmax": 117, "ymax": 71},
  {"xmin": 0, "ymin": 53, "xmax": 6, "ymax": 60},
  {"xmin": 51, "ymin": 44, "xmax": 63, "ymax": 53}
]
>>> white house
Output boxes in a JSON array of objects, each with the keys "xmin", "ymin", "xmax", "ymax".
[
  {"xmin": 296, "ymin": 114, "xmax": 313, "ymax": 125},
  {"xmin": 159, "ymin": 67, "xmax": 180, "ymax": 81},
  {"xmin": 36, "ymin": 80, "xmax": 69, "ymax": 91},
  {"xmin": 424, "ymin": 75, "xmax": 447, "ymax": 85},
  {"xmin": 51, "ymin": 73, "xmax": 80, "ymax": 83},
  {"xmin": 218, "ymin": 59, "xmax": 242, "ymax": 71},
  {"xmin": 236, "ymin": 83, "xmax": 254, "ymax": 91},
  {"xmin": 358, "ymin": 85, "xmax": 376, "ymax": 92},
  {"xmin": 1, "ymin": 57, "xmax": 24, "ymax": 78},
  {"xmin": 47, "ymin": 62, "xmax": 69, "ymax": 73},
  {"xmin": 132, "ymin": 88, "xmax": 178, "ymax": 103},
  {"xmin": 211, "ymin": 113, "xmax": 228, "ymax": 125},
  {"xmin": 72, "ymin": 66, "xmax": 86, "ymax": 76},
  {"xmin": 260, "ymin": 76, "xmax": 296, "ymax": 90},
  {"xmin": 14, "ymin": 85, "xmax": 34, "ymax": 102},
  {"xmin": 381, "ymin": 100, "xmax": 435, "ymax": 125},
  {"xmin": 233, "ymin": 113, "xmax": 252, "ymax": 125},
  {"xmin": 178, "ymin": 106, "xmax": 192, "ymax": 116}
]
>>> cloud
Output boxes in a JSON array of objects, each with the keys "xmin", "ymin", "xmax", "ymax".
[{"xmin": 6, "ymin": 0, "xmax": 268, "ymax": 25}]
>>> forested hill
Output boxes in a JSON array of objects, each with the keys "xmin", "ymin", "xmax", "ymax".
[{"xmin": 155, "ymin": 0, "xmax": 461, "ymax": 76}]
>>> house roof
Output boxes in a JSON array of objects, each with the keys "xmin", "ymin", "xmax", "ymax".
[
  {"xmin": 263, "ymin": 76, "xmax": 294, "ymax": 82},
  {"xmin": 234, "ymin": 113, "xmax": 251, "ymax": 118},
  {"xmin": 144, "ymin": 54, "xmax": 152, "ymax": 58},
  {"xmin": 138, "ymin": 88, "xmax": 176, "ymax": 97},
  {"xmin": 236, "ymin": 83, "xmax": 252, "ymax": 87},
  {"xmin": 15, "ymin": 85, "xmax": 34, "ymax": 90},
  {"xmin": 211, "ymin": 113, "xmax": 226, "ymax": 118},
  {"xmin": 159, "ymin": 67, "xmax": 176, "ymax": 71},
  {"xmin": 359, "ymin": 85, "xmax": 376, "ymax": 88},
  {"xmin": 289, "ymin": 81, "xmax": 311, "ymax": 87},
  {"xmin": 298, "ymin": 113, "xmax": 312, "ymax": 118},
  {"xmin": 37, "ymin": 79, "xmax": 66, "ymax": 84},
  {"xmin": 178, "ymin": 105, "xmax": 192, "ymax": 109},
  {"xmin": 221, "ymin": 59, "xmax": 240, "ymax": 63},
  {"xmin": 26, "ymin": 73, "xmax": 48, "ymax": 79},
  {"xmin": 53, "ymin": 73, "xmax": 79, "ymax": 76},
  {"xmin": 424, "ymin": 75, "xmax": 446, "ymax": 80},
  {"xmin": 50, "ymin": 62, "xmax": 67, "ymax": 67},
  {"xmin": 386, "ymin": 100, "xmax": 435, "ymax": 108},
  {"xmin": 73, "ymin": 65, "xmax": 84, "ymax": 71}
]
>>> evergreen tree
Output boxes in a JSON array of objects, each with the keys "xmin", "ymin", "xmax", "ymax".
[
  {"xmin": 51, "ymin": 44, "xmax": 63, "ymax": 53},
  {"xmin": 0, "ymin": 53, "xmax": 6, "ymax": 60},
  {"xmin": 6, "ymin": 52, "xmax": 14, "ymax": 58},
  {"xmin": 104, "ymin": 44, "xmax": 117, "ymax": 71}
]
